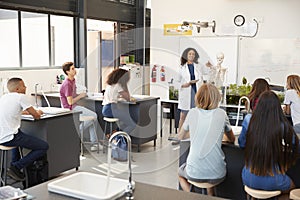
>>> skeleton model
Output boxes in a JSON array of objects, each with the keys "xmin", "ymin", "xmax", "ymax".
[{"xmin": 207, "ymin": 52, "xmax": 227, "ymax": 88}]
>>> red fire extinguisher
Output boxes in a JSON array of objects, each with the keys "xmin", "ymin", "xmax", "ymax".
[
  {"xmin": 151, "ymin": 65, "xmax": 157, "ymax": 82},
  {"xmin": 160, "ymin": 66, "xmax": 165, "ymax": 82}
]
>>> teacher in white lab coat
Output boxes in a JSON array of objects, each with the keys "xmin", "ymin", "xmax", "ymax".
[{"xmin": 177, "ymin": 47, "xmax": 203, "ymax": 131}]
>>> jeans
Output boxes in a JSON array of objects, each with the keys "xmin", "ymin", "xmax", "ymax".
[
  {"xmin": 102, "ymin": 103, "xmax": 139, "ymax": 135},
  {"xmin": 0, "ymin": 130, "xmax": 49, "ymax": 169},
  {"xmin": 73, "ymin": 105, "xmax": 98, "ymax": 143}
]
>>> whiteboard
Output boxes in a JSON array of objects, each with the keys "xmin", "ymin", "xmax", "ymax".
[
  {"xmin": 239, "ymin": 38, "xmax": 300, "ymax": 85},
  {"xmin": 179, "ymin": 36, "xmax": 239, "ymax": 84}
]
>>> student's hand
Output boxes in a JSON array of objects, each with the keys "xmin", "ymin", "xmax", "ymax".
[
  {"xmin": 78, "ymin": 93, "xmax": 87, "ymax": 99},
  {"xmin": 22, "ymin": 110, "xmax": 30, "ymax": 115},
  {"xmin": 189, "ymin": 79, "xmax": 199, "ymax": 84},
  {"xmin": 130, "ymin": 97, "xmax": 136, "ymax": 102},
  {"xmin": 206, "ymin": 61, "xmax": 213, "ymax": 68},
  {"xmin": 36, "ymin": 109, "xmax": 44, "ymax": 115}
]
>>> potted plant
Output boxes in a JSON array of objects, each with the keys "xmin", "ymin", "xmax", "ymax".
[{"xmin": 226, "ymin": 77, "xmax": 252, "ymax": 105}]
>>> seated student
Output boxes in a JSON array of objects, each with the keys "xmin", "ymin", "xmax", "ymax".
[
  {"xmin": 177, "ymin": 83, "xmax": 235, "ymax": 196},
  {"xmin": 283, "ymin": 75, "xmax": 300, "ymax": 133},
  {"xmin": 102, "ymin": 68, "xmax": 139, "ymax": 135},
  {"xmin": 0, "ymin": 78, "xmax": 49, "ymax": 181},
  {"xmin": 238, "ymin": 78, "xmax": 270, "ymax": 148},
  {"xmin": 242, "ymin": 91, "xmax": 299, "ymax": 192},
  {"xmin": 60, "ymin": 62, "xmax": 99, "ymax": 151}
]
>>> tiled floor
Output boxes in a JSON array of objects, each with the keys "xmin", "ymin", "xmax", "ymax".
[{"xmin": 77, "ymin": 118, "xmax": 180, "ymax": 190}]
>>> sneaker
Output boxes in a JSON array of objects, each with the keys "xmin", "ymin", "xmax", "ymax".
[
  {"xmin": 168, "ymin": 137, "xmax": 179, "ymax": 141},
  {"xmin": 168, "ymin": 133, "xmax": 178, "ymax": 141},
  {"xmin": 90, "ymin": 144, "xmax": 99, "ymax": 152},
  {"xmin": 171, "ymin": 140, "xmax": 180, "ymax": 145},
  {"xmin": 7, "ymin": 165, "xmax": 25, "ymax": 181}
]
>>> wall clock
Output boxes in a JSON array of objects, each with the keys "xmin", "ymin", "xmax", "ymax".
[{"xmin": 234, "ymin": 15, "xmax": 245, "ymax": 26}]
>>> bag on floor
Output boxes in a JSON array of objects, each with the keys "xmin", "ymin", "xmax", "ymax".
[
  {"xmin": 111, "ymin": 135, "xmax": 128, "ymax": 162},
  {"xmin": 24, "ymin": 155, "xmax": 49, "ymax": 187}
]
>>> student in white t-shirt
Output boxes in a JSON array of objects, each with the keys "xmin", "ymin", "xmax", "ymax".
[
  {"xmin": 0, "ymin": 78, "xmax": 49, "ymax": 181},
  {"xmin": 284, "ymin": 74, "xmax": 300, "ymax": 133},
  {"xmin": 102, "ymin": 68, "xmax": 138, "ymax": 135}
]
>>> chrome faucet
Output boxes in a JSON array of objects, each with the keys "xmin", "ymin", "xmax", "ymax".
[
  {"xmin": 35, "ymin": 83, "xmax": 41, "ymax": 108},
  {"xmin": 236, "ymin": 96, "xmax": 250, "ymax": 126},
  {"xmin": 108, "ymin": 131, "xmax": 134, "ymax": 200}
]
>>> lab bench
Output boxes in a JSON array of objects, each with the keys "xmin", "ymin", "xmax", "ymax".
[
  {"xmin": 21, "ymin": 111, "xmax": 81, "ymax": 178},
  {"xmin": 34, "ymin": 93, "xmax": 159, "ymax": 152},
  {"xmin": 24, "ymin": 172, "xmax": 225, "ymax": 200},
  {"xmin": 160, "ymin": 99, "xmax": 247, "ymax": 137}
]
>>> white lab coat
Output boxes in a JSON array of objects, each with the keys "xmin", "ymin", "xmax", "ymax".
[{"xmin": 177, "ymin": 63, "xmax": 203, "ymax": 111}]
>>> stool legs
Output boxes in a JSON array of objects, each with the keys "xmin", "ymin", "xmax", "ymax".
[
  {"xmin": 103, "ymin": 122, "xmax": 108, "ymax": 153},
  {"xmin": 80, "ymin": 122, "xmax": 84, "ymax": 156},
  {"xmin": 80, "ymin": 121, "xmax": 100, "ymax": 156},
  {"xmin": 19, "ymin": 148, "xmax": 28, "ymax": 189},
  {"xmin": 0, "ymin": 147, "xmax": 28, "ymax": 188},
  {"xmin": 0, "ymin": 149, "xmax": 7, "ymax": 186},
  {"xmin": 103, "ymin": 121, "xmax": 117, "ymax": 153},
  {"xmin": 92, "ymin": 123, "xmax": 100, "ymax": 154}
]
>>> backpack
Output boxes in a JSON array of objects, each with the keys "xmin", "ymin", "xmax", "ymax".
[
  {"xmin": 24, "ymin": 155, "xmax": 49, "ymax": 188},
  {"xmin": 111, "ymin": 135, "xmax": 128, "ymax": 162}
]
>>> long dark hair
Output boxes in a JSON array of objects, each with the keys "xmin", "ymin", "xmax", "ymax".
[
  {"xmin": 180, "ymin": 47, "xmax": 199, "ymax": 65},
  {"xmin": 245, "ymin": 91, "xmax": 298, "ymax": 176},
  {"xmin": 247, "ymin": 78, "xmax": 270, "ymax": 110},
  {"xmin": 106, "ymin": 68, "xmax": 130, "ymax": 91}
]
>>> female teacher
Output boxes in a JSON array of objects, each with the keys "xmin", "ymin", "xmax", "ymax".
[{"xmin": 176, "ymin": 47, "xmax": 203, "ymax": 132}]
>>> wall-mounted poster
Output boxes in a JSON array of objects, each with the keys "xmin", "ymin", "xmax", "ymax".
[{"xmin": 163, "ymin": 24, "xmax": 192, "ymax": 36}]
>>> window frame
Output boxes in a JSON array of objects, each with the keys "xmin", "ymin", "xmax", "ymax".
[{"xmin": 0, "ymin": 8, "xmax": 75, "ymax": 70}]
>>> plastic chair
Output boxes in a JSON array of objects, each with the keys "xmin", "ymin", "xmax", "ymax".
[{"xmin": 244, "ymin": 185, "xmax": 281, "ymax": 199}]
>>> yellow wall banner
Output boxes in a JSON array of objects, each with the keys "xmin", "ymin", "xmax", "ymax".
[{"xmin": 163, "ymin": 24, "xmax": 192, "ymax": 36}]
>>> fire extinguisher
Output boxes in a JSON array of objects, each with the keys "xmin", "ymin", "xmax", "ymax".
[
  {"xmin": 151, "ymin": 65, "xmax": 157, "ymax": 82},
  {"xmin": 160, "ymin": 66, "xmax": 165, "ymax": 82}
]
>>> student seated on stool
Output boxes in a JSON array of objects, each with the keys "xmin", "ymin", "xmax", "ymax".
[
  {"xmin": 60, "ymin": 62, "xmax": 99, "ymax": 152},
  {"xmin": 177, "ymin": 84, "xmax": 235, "ymax": 196},
  {"xmin": 102, "ymin": 68, "xmax": 139, "ymax": 137},
  {"xmin": 0, "ymin": 78, "xmax": 49, "ymax": 181},
  {"xmin": 242, "ymin": 91, "xmax": 300, "ymax": 195}
]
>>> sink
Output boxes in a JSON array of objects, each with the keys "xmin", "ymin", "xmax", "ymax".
[{"xmin": 48, "ymin": 172, "xmax": 130, "ymax": 200}]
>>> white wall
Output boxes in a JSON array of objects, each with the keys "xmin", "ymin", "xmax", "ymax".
[
  {"xmin": 0, "ymin": 68, "xmax": 86, "ymax": 105},
  {"xmin": 0, "ymin": 69, "xmax": 63, "ymax": 103},
  {"xmin": 150, "ymin": 0, "xmax": 300, "ymax": 99}
]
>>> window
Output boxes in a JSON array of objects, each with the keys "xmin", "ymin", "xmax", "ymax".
[
  {"xmin": 50, "ymin": 15, "xmax": 74, "ymax": 66},
  {"xmin": 0, "ymin": 9, "xmax": 19, "ymax": 68},
  {"xmin": 0, "ymin": 9, "xmax": 74, "ymax": 69},
  {"xmin": 21, "ymin": 12, "xmax": 49, "ymax": 67}
]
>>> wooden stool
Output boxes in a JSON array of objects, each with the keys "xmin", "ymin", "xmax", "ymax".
[
  {"xmin": 0, "ymin": 145, "xmax": 28, "ymax": 188},
  {"xmin": 290, "ymin": 189, "xmax": 300, "ymax": 200},
  {"xmin": 244, "ymin": 185, "xmax": 281, "ymax": 199},
  {"xmin": 79, "ymin": 116, "xmax": 100, "ymax": 156},
  {"xmin": 188, "ymin": 180, "xmax": 220, "ymax": 195},
  {"xmin": 103, "ymin": 117, "xmax": 119, "ymax": 153}
]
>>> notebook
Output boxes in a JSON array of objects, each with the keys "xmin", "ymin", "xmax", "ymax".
[{"xmin": 39, "ymin": 107, "xmax": 70, "ymax": 115}]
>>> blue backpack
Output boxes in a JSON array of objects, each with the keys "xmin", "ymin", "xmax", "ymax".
[{"xmin": 111, "ymin": 135, "xmax": 128, "ymax": 161}]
